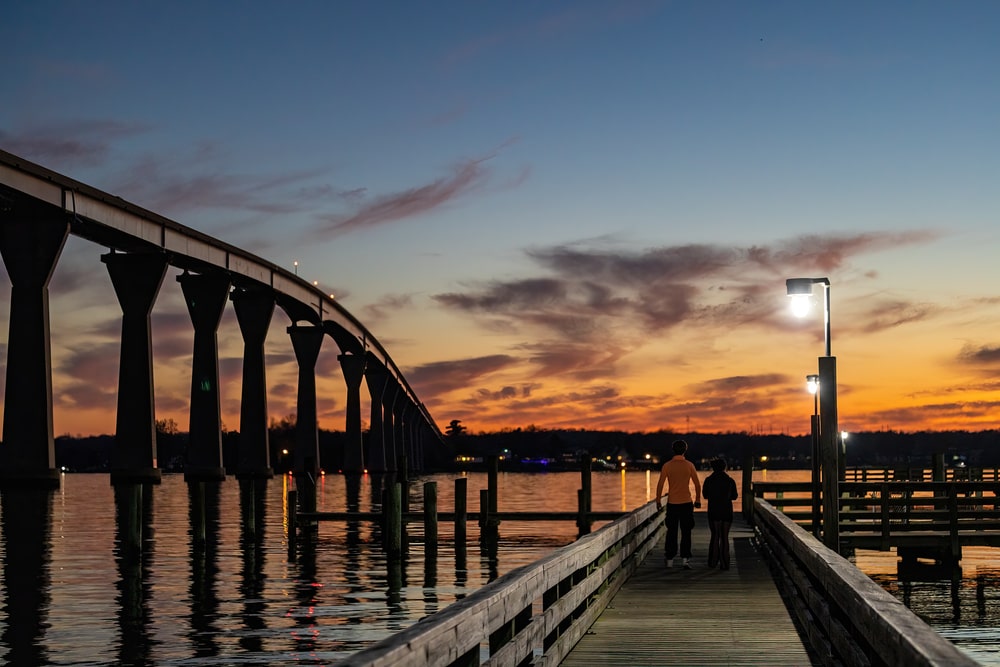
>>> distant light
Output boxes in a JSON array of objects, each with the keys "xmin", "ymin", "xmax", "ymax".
[
  {"xmin": 330, "ymin": 293, "xmax": 335, "ymax": 299},
  {"xmin": 841, "ymin": 431, "xmax": 849, "ymax": 441},
  {"xmin": 620, "ymin": 461, "xmax": 626, "ymax": 468},
  {"xmin": 760, "ymin": 455, "xmax": 769, "ymax": 463},
  {"xmin": 282, "ymin": 449, "xmax": 289, "ymax": 455},
  {"xmin": 312, "ymin": 280, "xmax": 318, "ymax": 286},
  {"xmin": 806, "ymin": 374, "xmax": 819, "ymax": 394},
  {"xmin": 644, "ymin": 453, "xmax": 651, "ymax": 460}
]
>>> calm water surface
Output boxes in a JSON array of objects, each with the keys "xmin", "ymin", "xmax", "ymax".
[{"xmin": 0, "ymin": 470, "xmax": 997, "ymax": 665}]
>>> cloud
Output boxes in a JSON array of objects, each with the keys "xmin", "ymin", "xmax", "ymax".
[
  {"xmin": 114, "ymin": 147, "xmax": 340, "ymax": 218},
  {"xmin": 858, "ymin": 299, "xmax": 937, "ymax": 333},
  {"xmin": 957, "ymin": 344, "xmax": 1000, "ymax": 366},
  {"xmin": 316, "ymin": 154, "xmax": 496, "ymax": 237},
  {"xmin": 690, "ymin": 374, "xmax": 791, "ymax": 395},
  {"xmin": 362, "ymin": 293, "xmax": 415, "ymax": 324},
  {"xmin": 0, "ymin": 120, "xmax": 149, "ymax": 167},
  {"xmin": 405, "ymin": 354, "xmax": 518, "ymax": 397}
]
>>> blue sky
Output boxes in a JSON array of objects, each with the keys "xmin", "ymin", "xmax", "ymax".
[{"xmin": 3, "ymin": 1, "xmax": 1000, "ymax": 437}]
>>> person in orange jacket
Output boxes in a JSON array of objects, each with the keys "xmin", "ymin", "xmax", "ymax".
[{"xmin": 655, "ymin": 439, "xmax": 702, "ymax": 569}]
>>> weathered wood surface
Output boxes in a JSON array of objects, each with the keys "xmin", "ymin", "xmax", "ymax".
[
  {"xmin": 754, "ymin": 499, "xmax": 979, "ymax": 667},
  {"xmin": 560, "ymin": 515, "xmax": 815, "ymax": 666}
]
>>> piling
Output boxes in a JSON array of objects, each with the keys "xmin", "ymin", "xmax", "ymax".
[
  {"xmin": 454, "ymin": 477, "xmax": 468, "ymax": 548},
  {"xmin": 424, "ymin": 481, "xmax": 438, "ymax": 557},
  {"xmin": 386, "ymin": 482, "xmax": 403, "ymax": 560},
  {"xmin": 579, "ymin": 453, "xmax": 592, "ymax": 535},
  {"xmin": 741, "ymin": 453, "xmax": 754, "ymax": 524}
]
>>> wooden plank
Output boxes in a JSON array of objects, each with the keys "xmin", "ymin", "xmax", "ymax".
[{"xmin": 560, "ymin": 516, "xmax": 814, "ymax": 666}]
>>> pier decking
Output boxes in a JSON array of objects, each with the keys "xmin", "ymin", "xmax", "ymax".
[{"xmin": 560, "ymin": 515, "xmax": 816, "ymax": 666}]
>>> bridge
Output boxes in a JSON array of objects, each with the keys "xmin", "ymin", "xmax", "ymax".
[{"xmin": 0, "ymin": 148, "xmax": 442, "ymax": 489}]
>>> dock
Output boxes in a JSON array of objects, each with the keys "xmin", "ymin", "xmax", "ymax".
[{"xmin": 560, "ymin": 515, "xmax": 816, "ymax": 666}]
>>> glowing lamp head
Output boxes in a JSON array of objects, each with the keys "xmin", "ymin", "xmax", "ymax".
[{"xmin": 806, "ymin": 374, "xmax": 820, "ymax": 395}]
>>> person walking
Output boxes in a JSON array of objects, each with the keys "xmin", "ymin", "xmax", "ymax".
[
  {"xmin": 703, "ymin": 457, "xmax": 739, "ymax": 569},
  {"xmin": 655, "ymin": 439, "xmax": 702, "ymax": 569}
]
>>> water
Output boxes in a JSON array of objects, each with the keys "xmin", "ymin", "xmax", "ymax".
[{"xmin": 0, "ymin": 470, "xmax": 997, "ymax": 665}]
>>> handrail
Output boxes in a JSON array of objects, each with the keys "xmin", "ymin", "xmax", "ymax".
[
  {"xmin": 334, "ymin": 501, "xmax": 664, "ymax": 667},
  {"xmin": 753, "ymin": 498, "xmax": 977, "ymax": 666}
]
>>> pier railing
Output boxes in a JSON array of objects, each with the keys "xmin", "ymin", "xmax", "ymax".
[
  {"xmin": 752, "ymin": 480, "xmax": 1000, "ymax": 559},
  {"xmin": 333, "ymin": 500, "xmax": 664, "ymax": 667},
  {"xmin": 753, "ymin": 498, "xmax": 978, "ymax": 666}
]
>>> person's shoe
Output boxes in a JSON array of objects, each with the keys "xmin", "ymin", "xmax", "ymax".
[
  {"xmin": 665, "ymin": 558, "xmax": 674, "ymax": 568},
  {"xmin": 682, "ymin": 558, "xmax": 692, "ymax": 570}
]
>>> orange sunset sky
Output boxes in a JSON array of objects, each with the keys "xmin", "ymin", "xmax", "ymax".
[{"xmin": 3, "ymin": 3, "xmax": 1000, "ymax": 439}]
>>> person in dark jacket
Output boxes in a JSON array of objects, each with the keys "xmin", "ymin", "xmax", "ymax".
[{"xmin": 703, "ymin": 458, "xmax": 739, "ymax": 569}]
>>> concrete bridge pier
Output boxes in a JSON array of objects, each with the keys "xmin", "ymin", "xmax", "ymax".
[
  {"xmin": 288, "ymin": 324, "xmax": 323, "ymax": 515},
  {"xmin": 365, "ymin": 354, "xmax": 389, "ymax": 473},
  {"xmin": 382, "ymin": 380, "xmax": 400, "ymax": 473},
  {"xmin": 0, "ymin": 214, "xmax": 69, "ymax": 487},
  {"xmin": 337, "ymin": 353, "xmax": 366, "ymax": 473},
  {"xmin": 231, "ymin": 288, "xmax": 275, "ymax": 479},
  {"xmin": 178, "ymin": 271, "xmax": 231, "ymax": 482},
  {"xmin": 103, "ymin": 251, "xmax": 169, "ymax": 484},
  {"xmin": 392, "ymin": 393, "xmax": 408, "ymax": 476}
]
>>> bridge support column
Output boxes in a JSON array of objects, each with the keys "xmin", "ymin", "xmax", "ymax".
[
  {"xmin": 338, "ymin": 353, "xmax": 366, "ymax": 473},
  {"xmin": 179, "ymin": 272, "xmax": 230, "ymax": 481},
  {"xmin": 289, "ymin": 325, "xmax": 323, "ymax": 514},
  {"xmin": 382, "ymin": 381, "xmax": 400, "ymax": 473},
  {"xmin": 393, "ymin": 395, "xmax": 408, "ymax": 476},
  {"xmin": 0, "ymin": 214, "xmax": 69, "ymax": 486},
  {"xmin": 103, "ymin": 251, "xmax": 169, "ymax": 484},
  {"xmin": 232, "ymin": 288, "xmax": 275, "ymax": 479},
  {"xmin": 365, "ymin": 355, "xmax": 389, "ymax": 473}
]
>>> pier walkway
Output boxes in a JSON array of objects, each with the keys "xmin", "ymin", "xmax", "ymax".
[{"xmin": 561, "ymin": 514, "xmax": 815, "ymax": 666}]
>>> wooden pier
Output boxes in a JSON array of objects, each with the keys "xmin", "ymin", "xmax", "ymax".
[{"xmin": 560, "ymin": 515, "xmax": 815, "ymax": 666}]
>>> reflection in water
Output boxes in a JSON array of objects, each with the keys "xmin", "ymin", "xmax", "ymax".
[
  {"xmin": 239, "ymin": 478, "xmax": 268, "ymax": 654},
  {"xmin": 9, "ymin": 470, "xmax": 1000, "ymax": 664},
  {"xmin": 114, "ymin": 482, "xmax": 155, "ymax": 666},
  {"xmin": 188, "ymin": 481, "xmax": 222, "ymax": 659},
  {"xmin": 0, "ymin": 487, "xmax": 53, "ymax": 666}
]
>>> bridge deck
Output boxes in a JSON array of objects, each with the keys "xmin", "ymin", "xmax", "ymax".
[{"xmin": 560, "ymin": 514, "xmax": 817, "ymax": 666}]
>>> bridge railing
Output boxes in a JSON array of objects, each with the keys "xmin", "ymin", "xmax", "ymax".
[
  {"xmin": 752, "ymin": 498, "xmax": 978, "ymax": 667},
  {"xmin": 753, "ymin": 481, "xmax": 1000, "ymax": 550},
  {"xmin": 333, "ymin": 500, "xmax": 664, "ymax": 667}
]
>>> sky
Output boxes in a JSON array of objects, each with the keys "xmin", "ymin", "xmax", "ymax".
[{"xmin": 2, "ymin": 1, "xmax": 1000, "ymax": 439}]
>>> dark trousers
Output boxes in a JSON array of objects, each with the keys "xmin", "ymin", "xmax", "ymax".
[
  {"xmin": 708, "ymin": 519, "xmax": 732, "ymax": 568},
  {"xmin": 664, "ymin": 502, "xmax": 695, "ymax": 559}
]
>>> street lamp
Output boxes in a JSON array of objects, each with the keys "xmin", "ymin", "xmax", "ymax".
[
  {"xmin": 786, "ymin": 277, "xmax": 831, "ymax": 356},
  {"xmin": 786, "ymin": 276, "xmax": 839, "ymax": 551}
]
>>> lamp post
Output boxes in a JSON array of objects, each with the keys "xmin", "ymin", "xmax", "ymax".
[
  {"xmin": 807, "ymin": 373, "xmax": 821, "ymax": 536},
  {"xmin": 787, "ymin": 277, "xmax": 839, "ymax": 551}
]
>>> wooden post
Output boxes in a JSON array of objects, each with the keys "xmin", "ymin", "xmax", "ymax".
[
  {"xmin": 479, "ymin": 489, "xmax": 489, "ymax": 529},
  {"xmin": 386, "ymin": 482, "xmax": 402, "ymax": 560},
  {"xmin": 487, "ymin": 454, "xmax": 499, "ymax": 518},
  {"xmin": 287, "ymin": 489, "xmax": 297, "ymax": 561},
  {"xmin": 741, "ymin": 453, "xmax": 754, "ymax": 524},
  {"xmin": 933, "ymin": 453, "xmax": 945, "ymax": 482},
  {"xmin": 424, "ymin": 481, "xmax": 438, "ymax": 557},
  {"xmin": 880, "ymin": 482, "xmax": 891, "ymax": 551},
  {"xmin": 948, "ymin": 483, "xmax": 960, "ymax": 563},
  {"xmin": 577, "ymin": 489, "xmax": 590, "ymax": 536},
  {"xmin": 579, "ymin": 453, "xmax": 592, "ymax": 535},
  {"xmin": 454, "ymin": 477, "xmax": 467, "ymax": 548}
]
